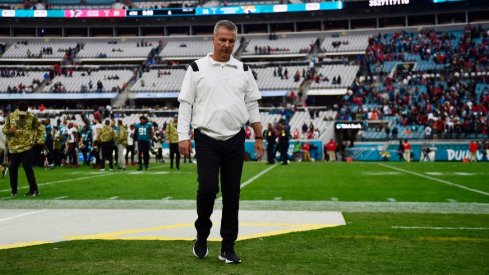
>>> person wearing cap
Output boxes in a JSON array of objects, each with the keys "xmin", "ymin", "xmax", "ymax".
[
  {"xmin": 2, "ymin": 101, "xmax": 44, "ymax": 196},
  {"xmin": 134, "ymin": 115, "xmax": 153, "ymax": 171},
  {"xmin": 98, "ymin": 119, "xmax": 115, "ymax": 171},
  {"xmin": 177, "ymin": 20, "xmax": 264, "ymax": 264},
  {"xmin": 166, "ymin": 115, "xmax": 180, "ymax": 170}
]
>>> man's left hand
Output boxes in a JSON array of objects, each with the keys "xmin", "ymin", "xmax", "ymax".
[{"xmin": 254, "ymin": 139, "xmax": 265, "ymax": 161}]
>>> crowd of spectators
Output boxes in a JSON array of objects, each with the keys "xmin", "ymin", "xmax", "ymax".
[{"xmin": 337, "ymin": 24, "xmax": 489, "ymax": 140}]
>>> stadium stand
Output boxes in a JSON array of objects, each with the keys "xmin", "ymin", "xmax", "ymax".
[
  {"xmin": 130, "ymin": 69, "xmax": 186, "ymax": 93},
  {"xmin": 2, "ymin": 41, "xmax": 79, "ymax": 59},
  {"xmin": 253, "ymin": 65, "xmax": 307, "ymax": 90},
  {"xmin": 320, "ymin": 33, "xmax": 370, "ymax": 53},
  {"xmin": 77, "ymin": 40, "xmax": 160, "ymax": 58},
  {"xmin": 244, "ymin": 35, "xmax": 316, "ymax": 55},
  {"xmin": 159, "ymin": 40, "xmax": 214, "ymax": 58},
  {"xmin": 0, "ymin": 70, "xmax": 45, "ymax": 93},
  {"xmin": 309, "ymin": 65, "xmax": 359, "ymax": 89},
  {"xmin": 43, "ymin": 70, "xmax": 134, "ymax": 93}
]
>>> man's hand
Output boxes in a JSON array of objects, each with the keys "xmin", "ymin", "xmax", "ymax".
[
  {"xmin": 254, "ymin": 139, "xmax": 265, "ymax": 161},
  {"xmin": 179, "ymin": 140, "xmax": 192, "ymax": 158},
  {"xmin": 8, "ymin": 128, "xmax": 16, "ymax": 134}
]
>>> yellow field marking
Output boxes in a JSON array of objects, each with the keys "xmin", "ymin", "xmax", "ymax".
[
  {"xmin": 65, "ymin": 223, "xmax": 194, "ymax": 240},
  {"xmin": 0, "ymin": 241, "xmax": 51, "ymax": 250},
  {"xmin": 65, "ymin": 222, "xmax": 341, "ymax": 241}
]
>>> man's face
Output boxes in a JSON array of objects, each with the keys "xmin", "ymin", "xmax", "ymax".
[{"xmin": 212, "ymin": 27, "xmax": 236, "ymax": 62}]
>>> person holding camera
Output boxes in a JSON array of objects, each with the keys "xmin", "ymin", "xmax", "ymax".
[{"xmin": 3, "ymin": 101, "xmax": 44, "ymax": 197}]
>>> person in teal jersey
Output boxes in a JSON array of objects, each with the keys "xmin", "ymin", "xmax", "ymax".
[{"xmin": 134, "ymin": 115, "xmax": 153, "ymax": 170}]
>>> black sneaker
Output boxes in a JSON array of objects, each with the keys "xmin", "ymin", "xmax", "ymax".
[
  {"xmin": 24, "ymin": 191, "xmax": 40, "ymax": 197},
  {"xmin": 193, "ymin": 238, "xmax": 208, "ymax": 259},
  {"xmin": 219, "ymin": 249, "xmax": 241, "ymax": 264}
]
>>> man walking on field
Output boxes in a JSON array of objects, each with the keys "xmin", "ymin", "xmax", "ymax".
[{"xmin": 178, "ymin": 20, "xmax": 265, "ymax": 264}]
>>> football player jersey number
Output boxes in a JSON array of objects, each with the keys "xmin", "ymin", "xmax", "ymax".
[{"xmin": 139, "ymin": 128, "xmax": 147, "ymax": 136}]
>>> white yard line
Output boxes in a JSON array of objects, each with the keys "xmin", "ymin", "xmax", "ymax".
[
  {"xmin": 240, "ymin": 164, "xmax": 278, "ymax": 189},
  {"xmin": 392, "ymin": 226, "xmax": 489, "ymax": 230},
  {"xmin": 0, "ymin": 200, "xmax": 488, "ymax": 214},
  {"xmin": 0, "ymin": 210, "xmax": 47, "ymax": 223},
  {"xmin": 54, "ymin": 196, "xmax": 69, "ymax": 200},
  {"xmin": 0, "ymin": 173, "xmax": 115, "ymax": 193},
  {"xmin": 377, "ymin": 163, "xmax": 489, "ymax": 196}
]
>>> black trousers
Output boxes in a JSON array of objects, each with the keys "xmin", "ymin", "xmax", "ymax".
[
  {"xmin": 101, "ymin": 141, "xmax": 114, "ymax": 169},
  {"xmin": 169, "ymin": 143, "xmax": 180, "ymax": 169},
  {"xmin": 278, "ymin": 142, "xmax": 289, "ymax": 164},
  {"xmin": 194, "ymin": 128, "xmax": 244, "ymax": 251},
  {"xmin": 138, "ymin": 141, "xmax": 150, "ymax": 169},
  {"xmin": 68, "ymin": 143, "xmax": 77, "ymax": 165},
  {"xmin": 125, "ymin": 144, "xmax": 135, "ymax": 164},
  {"xmin": 266, "ymin": 142, "xmax": 275, "ymax": 164},
  {"xmin": 81, "ymin": 147, "xmax": 90, "ymax": 165},
  {"xmin": 9, "ymin": 149, "xmax": 38, "ymax": 194}
]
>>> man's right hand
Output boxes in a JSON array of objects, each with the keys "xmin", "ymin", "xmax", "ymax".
[{"xmin": 179, "ymin": 140, "xmax": 192, "ymax": 158}]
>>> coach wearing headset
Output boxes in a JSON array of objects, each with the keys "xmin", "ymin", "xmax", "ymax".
[{"xmin": 178, "ymin": 20, "xmax": 265, "ymax": 264}]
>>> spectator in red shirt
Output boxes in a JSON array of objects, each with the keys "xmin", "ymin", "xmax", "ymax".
[
  {"xmin": 302, "ymin": 142, "xmax": 311, "ymax": 162},
  {"xmin": 469, "ymin": 141, "xmax": 478, "ymax": 162},
  {"xmin": 403, "ymin": 139, "xmax": 411, "ymax": 162},
  {"xmin": 326, "ymin": 139, "xmax": 337, "ymax": 161}
]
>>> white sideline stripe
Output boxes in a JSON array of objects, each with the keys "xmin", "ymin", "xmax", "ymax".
[
  {"xmin": 0, "ymin": 200, "xmax": 487, "ymax": 214},
  {"xmin": 240, "ymin": 164, "xmax": 278, "ymax": 189},
  {"xmin": 0, "ymin": 173, "xmax": 115, "ymax": 193},
  {"xmin": 392, "ymin": 226, "xmax": 489, "ymax": 230},
  {"xmin": 54, "ymin": 196, "xmax": 68, "ymax": 200},
  {"xmin": 0, "ymin": 210, "xmax": 47, "ymax": 223},
  {"xmin": 377, "ymin": 163, "xmax": 489, "ymax": 196}
]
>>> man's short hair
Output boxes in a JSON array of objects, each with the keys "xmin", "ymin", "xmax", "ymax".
[
  {"xmin": 213, "ymin": 20, "xmax": 237, "ymax": 35},
  {"xmin": 140, "ymin": 116, "xmax": 147, "ymax": 121}
]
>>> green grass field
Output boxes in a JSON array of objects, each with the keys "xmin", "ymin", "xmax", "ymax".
[{"xmin": 0, "ymin": 161, "xmax": 488, "ymax": 274}]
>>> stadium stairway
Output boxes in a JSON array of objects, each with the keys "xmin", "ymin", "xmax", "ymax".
[
  {"xmin": 112, "ymin": 77, "xmax": 136, "ymax": 108},
  {"xmin": 233, "ymin": 38, "xmax": 249, "ymax": 60}
]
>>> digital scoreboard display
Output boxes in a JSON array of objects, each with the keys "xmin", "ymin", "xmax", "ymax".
[{"xmin": 126, "ymin": 8, "xmax": 196, "ymax": 18}]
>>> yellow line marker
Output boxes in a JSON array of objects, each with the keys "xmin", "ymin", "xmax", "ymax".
[
  {"xmin": 0, "ymin": 241, "xmax": 51, "ymax": 250},
  {"xmin": 65, "ymin": 222, "xmax": 341, "ymax": 242},
  {"xmin": 65, "ymin": 223, "xmax": 194, "ymax": 240}
]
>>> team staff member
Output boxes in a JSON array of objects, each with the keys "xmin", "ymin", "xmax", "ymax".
[
  {"xmin": 126, "ymin": 124, "xmax": 135, "ymax": 166},
  {"xmin": 98, "ymin": 119, "xmax": 115, "ymax": 171},
  {"xmin": 178, "ymin": 20, "xmax": 265, "ymax": 264},
  {"xmin": 135, "ymin": 116, "xmax": 153, "ymax": 171},
  {"xmin": 264, "ymin": 123, "xmax": 276, "ymax": 164},
  {"xmin": 115, "ymin": 120, "xmax": 128, "ymax": 170},
  {"xmin": 277, "ymin": 119, "xmax": 290, "ymax": 165},
  {"xmin": 3, "ymin": 101, "xmax": 44, "ymax": 196},
  {"xmin": 166, "ymin": 115, "xmax": 181, "ymax": 170}
]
